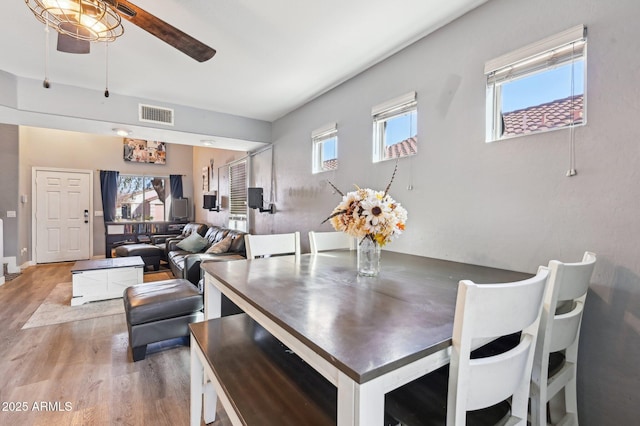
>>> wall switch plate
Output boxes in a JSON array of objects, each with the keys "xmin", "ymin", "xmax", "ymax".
[
  {"xmin": 94, "ymin": 211, "xmax": 104, "ymax": 217},
  {"xmin": 6, "ymin": 211, "xmax": 16, "ymax": 218}
]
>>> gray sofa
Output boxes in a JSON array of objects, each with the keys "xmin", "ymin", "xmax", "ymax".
[
  {"xmin": 166, "ymin": 225, "xmax": 248, "ymax": 284},
  {"xmin": 150, "ymin": 222, "xmax": 209, "ymax": 259}
]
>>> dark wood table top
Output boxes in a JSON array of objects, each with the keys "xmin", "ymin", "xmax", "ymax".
[
  {"xmin": 201, "ymin": 250, "xmax": 530, "ymax": 384},
  {"xmin": 71, "ymin": 256, "xmax": 145, "ymax": 273}
]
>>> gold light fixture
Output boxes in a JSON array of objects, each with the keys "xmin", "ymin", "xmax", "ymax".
[{"xmin": 25, "ymin": 0, "xmax": 124, "ymax": 43}]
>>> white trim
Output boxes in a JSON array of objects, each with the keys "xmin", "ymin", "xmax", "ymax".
[
  {"xmin": 20, "ymin": 260, "xmax": 35, "ymax": 270},
  {"xmin": 3, "ymin": 256, "xmax": 20, "ymax": 273},
  {"xmin": 32, "ymin": 167, "xmax": 94, "ymax": 264},
  {"xmin": 371, "ymin": 91, "xmax": 416, "ymax": 116},
  {"xmin": 484, "ymin": 25, "xmax": 586, "ymax": 74}
]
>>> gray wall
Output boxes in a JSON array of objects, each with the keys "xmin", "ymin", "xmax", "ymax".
[
  {"xmin": 192, "ymin": 146, "xmax": 247, "ymax": 225},
  {"xmin": 18, "ymin": 126, "xmax": 195, "ymax": 261},
  {"xmin": 0, "ymin": 124, "xmax": 19, "ymax": 257},
  {"xmin": 255, "ymin": 0, "xmax": 640, "ymax": 423}
]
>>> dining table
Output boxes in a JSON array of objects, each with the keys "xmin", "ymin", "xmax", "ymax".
[{"xmin": 192, "ymin": 250, "xmax": 531, "ymax": 425}]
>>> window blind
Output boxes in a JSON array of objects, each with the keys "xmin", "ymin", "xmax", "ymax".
[
  {"xmin": 229, "ymin": 160, "xmax": 247, "ymax": 216},
  {"xmin": 485, "ymin": 25, "xmax": 587, "ymax": 84},
  {"xmin": 311, "ymin": 122, "xmax": 337, "ymax": 140},
  {"xmin": 372, "ymin": 91, "xmax": 417, "ymax": 121}
]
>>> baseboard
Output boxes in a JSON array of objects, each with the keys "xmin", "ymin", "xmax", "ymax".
[
  {"xmin": 4, "ymin": 256, "xmax": 21, "ymax": 274},
  {"xmin": 20, "ymin": 260, "xmax": 35, "ymax": 270},
  {"xmin": 92, "ymin": 255, "xmax": 107, "ymax": 260}
]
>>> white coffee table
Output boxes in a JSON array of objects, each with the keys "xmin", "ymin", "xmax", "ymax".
[{"xmin": 70, "ymin": 256, "xmax": 144, "ymax": 306}]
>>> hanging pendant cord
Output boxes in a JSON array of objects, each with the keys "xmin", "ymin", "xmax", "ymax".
[
  {"xmin": 43, "ymin": 17, "xmax": 50, "ymax": 89},
  {"xmin": 104, "ymin": 42, "xmax": 110, "ymax": 97},
  {"xmin": 566, "ymin": 43, "xmax": 577, "ymax": 177}
]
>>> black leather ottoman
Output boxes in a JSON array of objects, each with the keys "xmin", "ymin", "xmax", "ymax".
[
  {"xmin": 115, "ymin": 243, "xmax": 163, "ymax": 271},
  {"xmin": 123, "ymin": 279, "xmax": 203, "ymax": 361}
]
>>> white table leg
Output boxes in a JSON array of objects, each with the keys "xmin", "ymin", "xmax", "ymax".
[
  {"xmin": 190, "ymin": 337, "xmax": 204, "ymax": 426},
  {"xmin": 204, "ymin": 274, "xmax": 222, "ymax": 320},
  {"xmin": 336, "ymin": 371, "xmax": 385, "ymax": 426},
  {"xmin": 203, "ymin": 380, "xmax": 217, "ymax": 424},
  {"xmin": 192, "ymin": 335, "xmax": 219, "ymax": 425},
  {"xmin": 337, "ymin": 372, "xmax": 356, "ymax": 426}
]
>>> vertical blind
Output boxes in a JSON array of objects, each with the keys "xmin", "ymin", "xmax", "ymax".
[{"xmin": 229, "ymin": 160, "xmax": 247, "ymax": 216}]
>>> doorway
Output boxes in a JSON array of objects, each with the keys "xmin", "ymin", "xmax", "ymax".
[{"xmin": 32, "ymin": 168, "xmax": 93, "ymax": 263}]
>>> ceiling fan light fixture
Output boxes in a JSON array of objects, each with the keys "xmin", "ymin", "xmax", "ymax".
[{"xmin": 25, "ymin": 0, "xmax": 124, "ymax": 43}]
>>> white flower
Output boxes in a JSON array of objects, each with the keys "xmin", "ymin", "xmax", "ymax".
[{"xmin": 323, "ymin": 164, "xmax": 407, "ymax": 246}]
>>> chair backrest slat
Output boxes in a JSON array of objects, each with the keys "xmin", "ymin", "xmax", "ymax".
[
  {"xmin": 467, "ymin": 335, "xmax": 533, "ymax": 411},
  {"xmin": 245, "ymin": 232, "xmax": 301, "ymax": 259},
  {"xmin": 549, "ymin": 301, "xmax": 584, "ymax": 353},
  {"xmin": 309, "ymin": 231, "xmax": 355, "ymax": 254}
]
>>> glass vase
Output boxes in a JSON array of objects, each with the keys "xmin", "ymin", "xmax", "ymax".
[{"xmin": 357, "ymin": 237, "xmax": 380, "ymax": 277}]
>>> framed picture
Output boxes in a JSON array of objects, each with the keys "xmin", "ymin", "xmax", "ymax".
[
  {"xmin": 123, "ymin": 138, "xmax": 166, "ymax": 164},
  {"xmin": 202, "ymin": 166, "xmax": 209, "ymax": 191}
]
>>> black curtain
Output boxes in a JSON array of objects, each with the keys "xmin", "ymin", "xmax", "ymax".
[
  {"xmin": 170, "ymin": 174, "xmax": 183, "ymax": 199},
  {"xmin": 100, "ymin": 170, "xmax": 119, "ymax": 222}
]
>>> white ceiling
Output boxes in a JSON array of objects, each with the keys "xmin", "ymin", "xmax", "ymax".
[{"xmin": 1, "ymin": 0, "xmax": 487, "ymax": 145}]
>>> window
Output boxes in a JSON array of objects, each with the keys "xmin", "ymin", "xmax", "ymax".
[
  {"xmin": 312, "ymin": 122, "xmax": 338, "ymax": 173},
  {"xmin": 116, "ymin": 175, "xmax": 168, "ymax": 221},
  {"xmin": 485, "ymin": 25, "xmax": 587, "ymax": 142},
  {"xmin": 229, "ymin": 160, "xmax": 247, "ymax": 217},
  {"xmin": 372, "ymin": 91, "xmax": 417, "ymax": 163}
]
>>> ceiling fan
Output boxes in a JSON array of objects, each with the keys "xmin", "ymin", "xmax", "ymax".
[{"xmin": 26, "ymin": 0, "xmax": 216, "ymax": 62}]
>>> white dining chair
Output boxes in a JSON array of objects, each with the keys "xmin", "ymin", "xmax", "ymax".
[
  {"xmin": 308, "ymin": 231, "xmax": 355, "ymax": 254},
  {"xmin": 530, "ymin": 251, "xmax": 596, "ymax": 426},
  {"xmin": 244, "ymin": 232, "xmax": 301, "ymax": 259},
  {"xmin": 385, "ymin": 266, "xmax": 549, "ymax": 426}
]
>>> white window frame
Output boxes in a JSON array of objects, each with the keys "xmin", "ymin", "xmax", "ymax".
[
  {"xmin": 228, "ymin": 159, "xmax": 248, "ymax": 219},
  {"xmin": 485, "ymin": 25, "xmax": 587, "ymax": 142},
  {"xmin": 116, "ymin": 174, "xmax": 168, "ymax": 222},
  {"xmin": 312, "ymin": 122, "xmax": 338, "ymax": 174},
  {"xmin": 372, "ymin": 91, "xmax": 417, "ymax": 163}
]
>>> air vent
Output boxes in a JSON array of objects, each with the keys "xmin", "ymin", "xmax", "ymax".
[{"xmin": 139, "ymin": 104, "xmax": 174, "ymax": 126}]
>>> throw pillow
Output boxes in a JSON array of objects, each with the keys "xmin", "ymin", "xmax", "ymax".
[
  {"xmin": 205, "ymin": 234, "xmax": 233, "ymax": 254},
  {"xmin": 176, "ymin": 232, "xmax": 208, "ymax": 253}
]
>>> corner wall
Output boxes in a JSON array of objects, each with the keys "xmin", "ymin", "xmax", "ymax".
[{"xmin": 192, "ymin": 146, "xmax": 247, "ymax": 226}]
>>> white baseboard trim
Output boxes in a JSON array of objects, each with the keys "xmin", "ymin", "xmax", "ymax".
[
  {"xmin": 20, "ymin": 260, "xmax": 35, "ymax": 270},
  {"xmin": 92, "ymin": 255, "xmax": 106, "ymax": 260},
  {"xmin": 3, "ymin": 256, "xmax": 21, "ymax": 274}
]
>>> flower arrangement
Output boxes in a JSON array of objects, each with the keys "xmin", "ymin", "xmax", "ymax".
[{"xmin": 323, "ymin": 163, "xmax": 407, "ymax": 247}]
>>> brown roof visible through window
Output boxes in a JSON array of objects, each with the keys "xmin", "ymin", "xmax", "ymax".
[
  {"xmin": 386, "ymin": 136, "xmax": 417, "ymax": 159},
  {"xmin": 502, "ymin": 94, "xmax": 583, "ymax": 137}
]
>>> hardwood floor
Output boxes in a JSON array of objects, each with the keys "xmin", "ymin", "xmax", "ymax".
[{"xmin": 0, "ymin": 263, "xmax": 230, "ymax": 426}]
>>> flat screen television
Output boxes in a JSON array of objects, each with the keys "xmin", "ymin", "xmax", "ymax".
[{"xmin": 171, "ymin": 198, "xmax": 189, "ymax": 220}]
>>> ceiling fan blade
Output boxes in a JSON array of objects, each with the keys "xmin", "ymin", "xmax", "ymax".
[{"xmin": 115, "ymin": 0, "xmax": 216, "ymax": 62}]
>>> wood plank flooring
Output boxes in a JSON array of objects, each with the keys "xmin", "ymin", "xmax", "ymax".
[{"xmin": 0, "ymin": 262, "xmax": 230, "ymax": 426}]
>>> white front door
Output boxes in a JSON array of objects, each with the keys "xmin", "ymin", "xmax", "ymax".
[{"xmin": 35, "ymin": 169, "xmax": 92, "ymax": 263}]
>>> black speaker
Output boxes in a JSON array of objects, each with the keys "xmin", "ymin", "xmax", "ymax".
[
  {"xmin": 203, "ymin": 194, "xmax": 217, "ymax": 210},
  {"xmin": 248, "ymin": 187, "xmax": 263, "ymax": 209}
]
